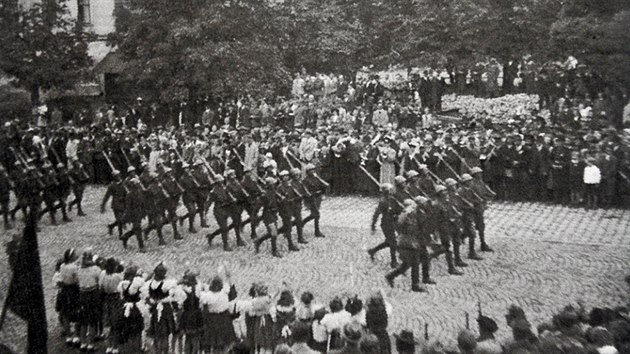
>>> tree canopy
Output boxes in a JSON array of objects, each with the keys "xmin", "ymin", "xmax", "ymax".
[
  {"xmin": 0, "ymin": 0, "xmax": 93, "ymax": 103},
  {"xmin": 105, "ymin": 0, "xmax": 630, "ymax": 100}
]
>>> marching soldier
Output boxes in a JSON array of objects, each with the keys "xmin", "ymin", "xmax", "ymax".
[
  {"xmin": 302, "ymin": 163, "xmax": 327, "ymax": 238},
  {"xmin": 385, "ymin": 198, "xmax": 429, "ymax": 292},
  {"xmin": 143, "ymin": 173, "xmax": 167, "ymax": 246},
  {"xmin": 368, "ymin": 183, "xmax": 402, "ymax": 268},
  {"xmin": 277, "ymin": 170, "xmax": 300, "ymax": 252},
  {"xmin": 101, "ymin": 170, "xmax": 127, "ymax": 238},
  {"xmin": 289, "ymin": 168, "xmax": 309, "ymax": 244},
  {"xmin": 469, "ymin": 167, "xmax": 495, "ymax": 252},
  {"xmin": 179, "ymin": 162, "xmax": 199, "ymax": 233},
  {"xmin": 433, "ymin": 184, "xmax": 464, "ymax": 276},
  {"xmin": 455, "ymin": 174, "xmax": 484, "ymax": 261},
  {"xmin": 444, "ymin": 178, "xmax": 470, "ymax": 268},
  {"xmin": 54, "ymin": 163, "xmax": 73, "ymax": 223},
  {"xmin": 206, "ymin": 175, "xmax": 243, "ymax": 251},
  {"xmin": 161, "ymin": 167, "xmax": 184, "ymax": 240},
  {"xmin": 40, "ymin": 163, "xmax": 61, "ymax": 225},
  {"xmin": 241, "ymin": 167, "xmax": 264, "ymax": 239},
  {"xmin": 120, "ymin": 178, "xmax": 146, "ymax": 252},
  {"xmin": 192, "ymin": 160, "xmax": 211, "ymax": 228},
  {"xmin": 254, "ymin": 177, "xmax": 283, "ymax": 257},
  {"xmin": 225, "ymin": 169, "xmax": 248, "ymax": 245},
  {"xmin": 67, "ymin": 160, "xmax": 90, "ymax": 216}
]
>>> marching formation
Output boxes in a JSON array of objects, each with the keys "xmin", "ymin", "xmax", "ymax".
[{"xmin": 368, "ymin": 164, "xmax": 495, "ymax": 292}]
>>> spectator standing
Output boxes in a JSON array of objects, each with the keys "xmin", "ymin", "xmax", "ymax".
[{"xmin": 584, "ymin": 156, "xmax": 601, "ymax": 209}]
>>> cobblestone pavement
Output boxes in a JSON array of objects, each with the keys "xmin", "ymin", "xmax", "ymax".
[{"xmin": 1, "ymin": 187, "xmax": 629, "ymax": 352}]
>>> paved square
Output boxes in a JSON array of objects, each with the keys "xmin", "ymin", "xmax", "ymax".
[{"xmin": 1, "ymin": 187, "xmax": 629, "ymax": 352}]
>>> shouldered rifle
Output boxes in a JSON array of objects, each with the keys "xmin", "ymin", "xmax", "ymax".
[
  {"xmin": 174, "ymin": 148, "xmax": 201, "ymax": 188},
  {"xmin": 101, "ymin": 151, "xmax": 130, "ymax": 194}
]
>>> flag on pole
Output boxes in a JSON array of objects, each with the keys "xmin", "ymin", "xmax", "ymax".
[{"xmin": 0, "ymin": 213, "xmax": 48, "ymax": 354}]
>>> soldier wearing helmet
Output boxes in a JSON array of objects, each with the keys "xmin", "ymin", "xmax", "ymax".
[
  {"xmin": 287, "ymin": 167, "xmax": 309, "ymax": 244},
  {"xmin": 367, "ymin": 183, "xmax": 402, "ymax": 268},
  {"xmin": 302, "ymin": 163, "xmax": 328, "ymax": 238},
  {"xmin": 206, "ymin": 173, "xmax": 242, "ymax": 251},
  {"xmin": 468, "ymin": 167, "xmax": 495, "ymax": 252},
  {"xmin": 240, "ymin": 167, "xmax": 265, "ymax": 239},
  {"xmin": 67, "ymin": 160, "xmax": 90, "ymax": 217},
  {"xmin": 119, "ymin": 178, "xmax": 146, "ymax": 252},
  {"xmin": 254, "ymin": 177, "xmax": 283, "ymax": 257},
  {"xmin": 433, "ymin": 183, "xmax": 464, "ymax": 275},
  {"xmin": 276, "ymin": 170, "xmax": 300, "ymax": 252}
]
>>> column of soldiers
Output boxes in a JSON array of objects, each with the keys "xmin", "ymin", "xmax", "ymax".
[
  {"xmin": 0, "ymin": 148, "xmax": 91, "ymax": 230},
  {"xmin": 95, "ymin": 139, "xmax": 330, "ymax": 255},
  {"xmin": 368, "ymin": 155, "xmax": 496, "ymax": 292}
]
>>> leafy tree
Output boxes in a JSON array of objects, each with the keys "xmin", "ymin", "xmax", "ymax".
[
  {"xmin": 0, "ymin": 0, "xmax": 92, "ymax": 103},
  {"xmin": 110, "ymin": 0, "xmax": 291, "ymax": 102}
]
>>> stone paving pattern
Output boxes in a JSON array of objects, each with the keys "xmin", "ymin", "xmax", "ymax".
[{"xmin": 0, "ymin": 187, "xmax": 629, "ymax": 352}]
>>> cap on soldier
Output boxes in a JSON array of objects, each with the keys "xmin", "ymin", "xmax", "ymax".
[
  {"xmin": 181, "ymin": 162, "xmax": 190, "ymax": 168},
  {"xmin": 435, "ymin": 185, "xmax": 447, "ymax": 193},
  {"xmin": 460, "ymin": 174, "xmax": 473, "ymax": 182},
  {"xmin": 243, "ymin": 166, "xmax": 252, "ymax": 173},
  {"xmin": 445, "ymin": 178, "xmax": 457, "ymax": 186},
  {"xmin": 380, "ymin": 183, "xmax": 394, "ymax": 193},
  {"xmin": 149, "ymin": 172, "xmax": 158, "ymax": 180},
  {"xmin": 279, "ymin": 170, "xmax": 290, "ymax": 177},
  {"xmin": 163, "ymin": 167, "xmax": 172, "ymax": 173},
  {"xmin": 305, "ymin": 163, "xmax": 316, "ymax": 171},
  {"xmin": 470, "ymin": 166, "xmax": 483, "ymax": 174},
  {"xmin": 406, "ymin": 170, "xmax": 419, "ymax": 179},
  {"xmin": 56, "ymin": 163, "xmax": 64, "ymax": 169},
  {"xmin": 213, "ymin": 175, "xmax": 224, "ymax": 183},
  {"xmin": 112, "ymin": 169, "xmax": 121, "ymax": 176},
  {"xmin": 414, "ymin": 196, "xmax": 429, "ymax": 205},
  {"xmin": 418, "ymin": 164, "xmax": 428, "ymax": 171},
  {"xmin": 394, "ymin": 175, "xmax": 406, "ymax": 185},
  {"xmin": 193, "ymin": 160, "xmax": 203, "ymax": 167},
  {"xmin": 265, "ymin": 177, "xmax": 277, "ymax": 185},
  {"xmin": 127, "ymin": 166, "xmax": 136, "ymax": 173},
  {"xmin": 225, "ymin": 169, "xmax": 236, "ymax": 178},
  {"xmin": 403, "ymin": 199, "xmax": 415, "ymax": 207},
  {"xmin": 290, "ymin": 167, "xmax": 301, "ymax": 175}
]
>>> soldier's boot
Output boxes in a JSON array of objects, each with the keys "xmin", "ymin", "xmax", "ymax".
[
  {"xmin": 368, "ymin": 242, "xmax": 386, "ymax": 261},
  {"xmin": 479, "ymin": 228, "xmax": 494, "ymax": 252},
  {"xmin": 178, "ymin": 213, "xmax": 187, "ymax": 227},
  {"xmin": 254, "ymin": 234, "xmax": 271, "ymax": 254},
  {"xmin": 271, "ymin": 237, "xmax": 282, "ymax": 258},
  {"xmin": 389, "ymin": 245, "xmax": 398, "ymax": 268},
  {"xmin": 188, "ymin": 216, "xmax": 197, "ymax": 234},
  {"xmin": 250, "ymin": 220, "xmax": 258, "ymax": 239},
  {"xmin": 199, "ymin": 211, "xmax": 209, "ymax": 228},
  {"xmin": 206, "ymin": 232, "xmax": 217, "ymax": 246},
  {"xmin": 9, "ymin": 205, "xmax": 19, "ymax": 221},
  {"xmin": 61, "ymin": 205, "xmax": 72, "ymax": 222},
  {"xmin": 222, "ymin": 232, "xmax": 233, "ymax": 251},
  {"xmin": 3, "ymin": 212, "xmax": 11, "ymax": 230},
  {"xmin": 157, "ymin": 228, "xmax": 166, "ymax": 246},
  {"xmin": 136, "ymin": 230, "xmax": 146, "ymax": 253},
  {"xmin": 468, "ymin": 237, "xmax": 483, "ymax": 260},
  {"xmin": 454, "ymin": 244, "xmax": 468, "ymax": 267},
  {"xmin": 49, "ymin": 211, "xmax": 57, "ymax": 226},
  {"xmin": 422, "ymin": 258, "xmax": 436, "ymax": 284},
  {"xmin": 297, "ymin": 226, "xmax": 308, "ymax": 244},
  {"xmin": 172, "ymin": 222, "xmax": 183, "ymax": 240},
  {"xmin": 410, "ymin": 265, "xmax": 425, "ymax": 292},
  {"xmin": 120, "ymin": 230, "xmax": 133, "ymax": 249},
  {"xmin": 314, "ymin": 218, "xmax": 325, "ymax": 238},
  {"xmin": 67, "ymin": 199, "xmax": 75, "ymax": 211},
  {"xmin": 77, "ymin": 202, "xmax": 86, "ymax": 216},
  {"xmin": 107, "ymin": 222, "xmax": 116, "ymax": 236},
  {"xmin": 446, "ymin": 251, "xmax": 463, "ymax": 275},
  {"xmin": 286, "ymin": 233, "xmax": 299, "ymax": 252},
  {"xmin": 384, "ymin": 272, "xmax": 396, "ymax": 288}
]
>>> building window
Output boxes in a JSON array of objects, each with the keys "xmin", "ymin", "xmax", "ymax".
[{"xmin": 78, "ymin": 0, "xmax": 91, "ymax": 24}]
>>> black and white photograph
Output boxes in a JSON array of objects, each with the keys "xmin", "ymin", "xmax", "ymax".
[{"xmin": 1, "ymin": 0, "xmax": 630, "ymax": 353}]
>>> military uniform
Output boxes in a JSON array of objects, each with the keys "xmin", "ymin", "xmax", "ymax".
[
  {"xmin": 144, "ymin": 174, "xmax": 167, "ymax": 245},
  {"xmin": 54, "ymin": 164, "xmax": 72, "ymax": 222},
  {"xmin": 160, "ymin": 169, "xmax": 184, "ymax": 240},
  {"xmin": 68, "ymin": 162, "xmax": 90, "ymax": 216},
  {"xmin": 277, "ymin": 173, "xmax": 300, "ymax": 252},
  {"xmin": 0, "ymin": 167, "xmax": 11, "ymax": 229},
  {"xmin": 179, "ymin": 164, "xmax": 199, "ymax": 233},
  {"xmin": 101, "ymin": 172, "xmax": 128, "ymax": 238},
  {"xmin": 368, "ymin": 184, "xmax": 402, "ymax": 268},
  {"xmin": 40, "ymin": 164, "xmax": 61, "ymax": 225},
  {"xmin": 289, "ymin": 169, "xmax": 309, "ymax": 244},
  {"xmin": 207, "ymin": 176, "xmax": 242, "ymax": 251},
  {"xmin": 254, "ymin": 178, "xmax": 283, "ymax": 257},
  {"xmin": 302, "ymin": 165, "xmax": 328, "ymax": 238},
  {"xmin": 434, "ymin": 186, "xmax": 464, "ymax": 276},
  {"xmin": 241, "ymin": 170, "xmax": 264, "ymax": 238},
  {"xmin": 192, "ymin": 164, "xmax": 212, "ymax": 228},
  {"xmin": 469, "ymin": 168, "xmax": 494, "ymax": 252},
  {"xmin": 120, "ymin": 180, "xmax": 146, "ymax": 252}
]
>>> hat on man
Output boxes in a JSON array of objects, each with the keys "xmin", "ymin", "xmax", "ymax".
[
  {"xmin": 414, "ymin": 196, "xmax": 429, "ymax": 205},
  {"xmin": 394, "ymin": 175, "xmax": 407, "ymax": 185},
  {"xmin": 460, "ymin": 173, "xmax": 473, "ymax": 182},
  {"xmin": 127, "ymin": 166, "xmax": 136, "ymax": 173},
  {"xmin": 305, "ymin": 163, "xmax": 316, "ymax": 171},
  {"xmin": 435, "ymin": 185, "xmax": 447, "ymax": 193},
  {"xmin": 406, "ymin": 170, "xmax": 419, "ymax": 179},
  {"xmin": 445, "ymin": 178, "xmax": 458, "ymax": 186},
  {"xmin": 264, "ymin": 177, "xmax": 277, "ymax": 185},
  {"xmin": 470, "ymin": 166, "xmax": 483, "ymax": 175},
  {"xmin": 279, "ymin": 170, "xmax": 289, "ymax": 177}
]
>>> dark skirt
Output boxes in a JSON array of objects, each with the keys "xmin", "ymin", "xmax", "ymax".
[
  {"xmin": 113, "ymin": 304, "xmax": 144, "ymax": 345},
  {"xmin": 56, "ymin": 283, "xmax": 80, "ymax": 322},
  {"xmin": 148, "ymin": 303, "xmax": 176, "ymax": 338},
  {"xmin": 245, "ymin": 314, "xmax": 274, "ymax": 349},
  {"xmin": 101, "ymin": 292, "xmax": 121, "ymax": 327},
  {"xmin": 201, "ymin": 311, "xmax": 237, "ymax": 350},
  {"xmin": 78, "ymin": 289, "xmax": 102, "ymax": 326},
  {"xmin": 179, "ymin": 306, "xmax": 204, "ymax": 334}
]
